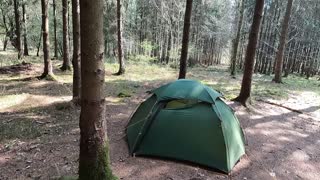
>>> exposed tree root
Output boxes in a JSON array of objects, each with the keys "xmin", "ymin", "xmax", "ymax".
[
  {"xmin": 232, "ymin": 96, "xmax": 248, "ymax": 107},
  {"xmin": 37, "ymin": 73, "xmax": 57, "ymax": 81}
]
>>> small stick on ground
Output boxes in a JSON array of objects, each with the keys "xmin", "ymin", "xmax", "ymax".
[{"xmin": 256, "ymin": 99, "xmax": 303, "ymax": 114}]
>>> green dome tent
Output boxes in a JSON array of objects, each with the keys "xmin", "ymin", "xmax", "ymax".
[{"xmin": 126, "ymin": 79, "xmax": 245, "ymax": 173}]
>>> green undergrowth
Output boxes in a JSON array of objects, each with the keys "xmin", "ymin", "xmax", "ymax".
[
  {"xmin": 0, "ymin": 117, "xmax": 41, "ymax": 142},
  {"xmin": 1, "ymin": 56, "xmax": 319, "ymax": 103},
  {"xmin": 0, "ymin": 50, "xmax": 42, "ymax": 67}
]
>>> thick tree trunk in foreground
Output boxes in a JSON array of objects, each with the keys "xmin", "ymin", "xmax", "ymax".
[
  {"xmin": 72, "ymin": 0, "xmax": 81, "ymax": 101},
  {"xmin": 61, "ymin": 0, "xmax": 71, "ymax": 71},
  {"xmin": 178, "ymin": 0, "xmax": 193, "ymax": 79},
  {"xmin": 78, "ymin": 0, "xmax": 116, "ymax": 179},
  {"xmin": 115, "ymin": 0, "xmax": 125, "ymax": 75},
  {"xmin": 40, "ymin": 0, "xmax": 54, "ymax": 79},
  {"xmin": 233, "ymin": 0, "xmax": 265, "ymax": 106},
  {"xmin": 22, "ymin": 3, "xmax": 29, "ymax": 56},
  {"xmin": 273, "ymin": 0, "xmax": 293, "ymax": 83},
  {"xmin": 53, "ymin": 0, "xmax": 58, "ymax": 58},
  {"xmin": 230, "ymin": 0, "xmax": 244, "ymax": 76},
  {"xmin": 13, "ymin": 0, "xmax": 23, "ymax": 59}
]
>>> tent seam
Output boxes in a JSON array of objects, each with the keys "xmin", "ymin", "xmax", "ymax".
[{"xmin": 213, "ymin": 103, "xmax": 231, "ymax": 171}]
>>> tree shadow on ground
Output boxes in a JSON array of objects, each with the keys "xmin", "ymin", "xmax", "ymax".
[
  {"xmin": 231, "ymin": 102, "xmax": 320, "ymax": 180},
  {"xmin": 0, "ymin": 100, "xmax": 80, "ymax": 179}
]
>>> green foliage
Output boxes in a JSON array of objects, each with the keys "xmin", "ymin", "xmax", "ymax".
[
  {"xmin": 128, "ymin": 54, "xmax": 156, "ymax": 64},
  {"xmin": 117, "ymin": 92, "xmax": 132, "ymax": 98},
  {"xmin": 140, "ymin": 40, "xmax": 154, "ymax": 56}
]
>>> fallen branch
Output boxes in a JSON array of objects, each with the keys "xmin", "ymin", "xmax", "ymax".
[{"xmin": 256, "ymin": 99, "xmax": 303, "ymax": 114}]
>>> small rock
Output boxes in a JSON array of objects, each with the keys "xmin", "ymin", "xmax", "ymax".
[
  {"xmin": 118, "ymin": 157, "xmax": 124, "ymax": 162},
  {"xmin": 270, "ymin": 172, "xmax": 276, "ymax": 177}
]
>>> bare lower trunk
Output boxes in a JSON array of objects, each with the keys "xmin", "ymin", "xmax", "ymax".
[
  {"xmin": 53, "ymin": 0, "xmax": 58, "ymax": 58},
  {"xmin": 72, "ymin": 0, "xmax": 81, "ymax": 101},
  {"xmin": 22, "ymin": 3, "xmax": 29, "ymax": 56},
  {"xmin": 233, "ymin": 0, "xmax": 265, "ymax": 106},
  {"xmin": 178, "ymin": 0, "xmax": 193, "ymax": 79},
  {"xmin": 230, "ymin": 0, "xmax": 244, "ymax": 76},
  {"xmin": 61, "ymin": 0, "xmax": 71, "ymax": 71},
  {"xmin": 36, "ymin": 30, "xmax": 42, "ymax": 57},
  {"xmin": 115, "ymin": 0, "xmax": 125, "ymax": 75},
  {"xmin": 40, "ymin": 0, "xmax": 54, "ymax": 79},
  {"xmin": 166, "ymin": 31, "xmax": 172, "ymax": 64},
  {"xmin": 14, "ymin": 0, "xmax": 23, "ymax": 59},
  {"xmin": 1, "ymin": 11, "xmax": 8, "ymax": 51},
  {"xmin": 78, "ymin": 0, "xmax": 116, "ymax": 179},
  {"xmin": 273, "ymin": 0, "xmax": 293, "ymax": 83}
]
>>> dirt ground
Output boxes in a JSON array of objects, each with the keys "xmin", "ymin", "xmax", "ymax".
[{"xmin": 0, "ymin": 62, "xmax": 319, "ymax": 180}]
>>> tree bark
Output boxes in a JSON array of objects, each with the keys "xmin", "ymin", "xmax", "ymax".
[
  {"xmin": 230, "ymin": 0, "xmax": 245, "ymax": 76},
  {"xmin": 61, "ymin": 0, "xmax": 71, "ymax": 71},
  {"xmin": 78, "ymin": 0, "xmax": 116, "ymax": 179},
  {"xmin": 53, "ymin": 0, "xmax": 58, "ymax": 58},
  {"xmin": 166, "ymin": 31, "xmax": 172, "ymax": 64},
  {"xmin": 13, "ymin": 0, "xmax": 23, "ymax": 59},
  {"xmin": 40, "ymin": 0, "xmax": 54, "ymax": 79},
  {"xmin": 36, "ymin": 30, "xmax": 42, "ymax": 57},
  {"xmin": 115, "ymin": 0, "xmax": 125, "ymax": 75},
  {"xmin": 273, "ymin": 0, "xmax": 293, "ymax": 83},
  {"xmin": 1, "ymin": 9, "xmax": 8, "ymax": 51},
  {"xmin": 22, "ymin": 3, "xmax": 29, "ymax": 56},
  {"xmin": 233, "ymin": 0, "xmax": 265, "ymax": 106},
  {"xmin": 178, "ymin": 0, "xmax": 193, "ymax": 79},
  {"xmin": 72, "ymin": 0, "xmax": 81, "ymax": 101}
]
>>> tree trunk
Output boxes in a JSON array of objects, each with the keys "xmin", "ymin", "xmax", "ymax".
[
  {"xmin": 13, "ymin": 0, "xmax": 23, "ymax": 59},
  {"xmin": 61, "ymin": 0, "xmax": 71, "ymax": 71},
  {"xmin": 72, "ymin": 0, "xmax": 81, "ymax": 101},
  {"xmin": 178, "ymin": 0, "xmax": 193, "ymax": 79},
  {"xmin": 166, "ymin": 31, "xmax": 172, "ymax": 64},
  {"xmin": 115, "ymin": 0, "xmax": 125, "ymax": 75},
  {"xmin": 40, "ymin": 0, "xmax": 54, "ymax": 79},
  {"xmin": 22, "ymin": 3, "xmax": 29, "ymax": 56},
  {"xmin": 273, "ymin": 0, "xmax": 293, "ymax": 83},
  {"xmin": 36, "ymin": 30, "xmax": 42, "ymax": 57},
  {"xmin": 53, "ymin": 0, "xmax": 58, "ymax": 58},
  {"xmin": 1, "ymin": 10, "xmax": 8, "ymax": 51},
  {"xmin": 233, "ymin": 0, "xmax": 265, "ymax": 106},
  {"xmin": 78, "ymin": 0, "xmax": 116, "ymax": 179},
  {"xmin": 230, "ymin": 0, "xmax": 244, "ymax": 76}
]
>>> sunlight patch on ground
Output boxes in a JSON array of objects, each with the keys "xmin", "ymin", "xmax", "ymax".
[
  {"xmin": 1, "ymin": 94, "xmax": 71, "ymax": 112},
  {"xmin": 105, "ymin": 97, "xmax": 123, "ymax": 104},
  {"xmin": 0, "ymin": 94, "xmax": 29, "ymax": 111},
  {"xmin": 250, "ymin": 115, "xmax": 263, "ymax": 119}
]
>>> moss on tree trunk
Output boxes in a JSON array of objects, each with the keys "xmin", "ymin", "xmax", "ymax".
[{"xmin": 79, "ymin": 141, "xmax": 117, "ymax": 180}]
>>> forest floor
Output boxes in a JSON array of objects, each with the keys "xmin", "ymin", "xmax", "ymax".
[{"xmin": 0, "ymin": 52, "xmax": 320, "ymax": 180}]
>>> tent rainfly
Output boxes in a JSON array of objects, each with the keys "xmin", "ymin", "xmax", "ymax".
[{"xmin": 126, "ymin": 79, "xmax": 246, "ymax": 173}]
